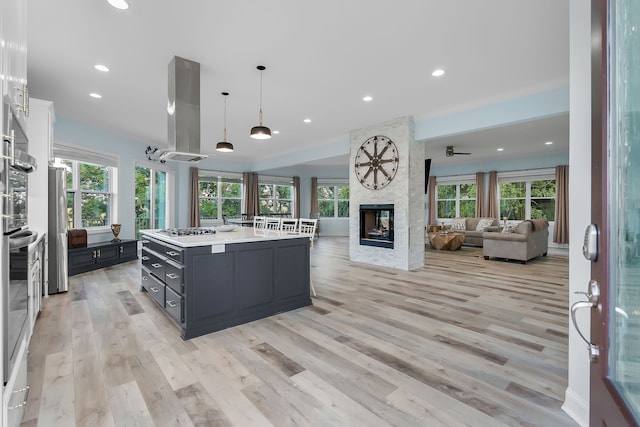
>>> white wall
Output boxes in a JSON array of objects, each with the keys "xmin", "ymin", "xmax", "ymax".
[{"xmin": 563, "ymin": 1, "xmax": 591, "ymax": 425}]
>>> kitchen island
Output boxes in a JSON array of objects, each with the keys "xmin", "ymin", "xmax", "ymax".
[{"xmin": 140, "ymin": 227, "xmax": 312, "ymax": 339}]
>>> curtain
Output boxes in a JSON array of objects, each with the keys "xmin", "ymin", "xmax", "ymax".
[
  {"xmin": 427, "ymin": 176, "xmax": 437, "ymax": 225},
  {"xmin": 475, "ymin": 172, "xmax": 485, "ymax": 217},
  {"xmin": 189, "ymin": 167, "xmax": 200, "ymax": 227},
  {"xmin": 310, "ymin": 177, "xmax": 318, "ymax": 217},
  {"xmin": 293, "ymin": 176, "xmax": 301, "ymax": 218},
  {"xmin": 487, "ymin": 171, "xmax": 499, "ymax": 219},
  {"xmin": 553, "ymin": 165, "xmax": 569, "ymax": 243},
  {"xmin": 243, "ymin": 172, "xmax": 259, "ymax": 216}
]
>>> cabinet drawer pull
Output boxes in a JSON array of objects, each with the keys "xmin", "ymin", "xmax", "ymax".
[
  {"xmin": 120, "ymin": 246, "xmax": 124, "ymax": 253},
  {"xmin": 150, "ymin": 286, "xmax": 160, "ymax": 293},
  {"xmin": 141, "ymin": 276, "xmax": 148, "ymax": 281},
  {"xmin": 166, "ymin": 273, "xmax": 178, "ymax": 279},
  {"xmin": 141, "ymin": 240, "xmax": 149, "ymax": 244},
  {"xmin": 166, "ymin": 300, "xmax": 177, "ymax": 308},
  {"xmin": 12, "ymin": 386, "xmax": 29, "ymax": 394},
  {"xmin": 151, "ymin": 263, "xmax": 162, "ymax": 268},
  {"xmin": 141, "ymin": 256, "xmax": 150, "ymax": 261},
  {"xmin": 166, "ymin": 251, "xmax": 179, "ymax": 256},
  {"xmin": 8, "ymin": 401, "xmax": 27, "ymax": 410}
]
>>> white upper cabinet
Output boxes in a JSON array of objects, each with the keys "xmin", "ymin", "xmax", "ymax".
[{"xmin": 1, "ymin": 0, "xmax": 28, "ymax": 127}]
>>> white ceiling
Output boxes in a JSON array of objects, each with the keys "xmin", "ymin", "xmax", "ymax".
[{"xmin": 26, "ymin": 0, "xmax": 569, "ymax": 169}]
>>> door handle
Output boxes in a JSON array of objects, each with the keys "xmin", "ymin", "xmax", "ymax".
[{"xmin": 570, "ymin": 280, "xmax": 600, "ymax": 363}]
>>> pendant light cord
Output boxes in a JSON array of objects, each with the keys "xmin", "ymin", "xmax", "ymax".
[
  {"xmin": 259, "ymin": 68, "xmax": 264, "ymax": 125},
  {"xmin": 223, "ymin": 95, "xmax": 228, "ymax": 141}
]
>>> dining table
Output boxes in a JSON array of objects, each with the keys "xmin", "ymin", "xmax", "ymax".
[{"xmin": 227, "ymin": 218, "xmax": 254, "ymax": 227}]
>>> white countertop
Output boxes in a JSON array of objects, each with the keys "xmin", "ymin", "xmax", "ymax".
[{"xmin": 140, "ymin": 226, "xmax": 309, "ymax": 248}]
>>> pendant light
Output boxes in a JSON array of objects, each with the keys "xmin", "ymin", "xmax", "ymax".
[
  {"xmin": 216, "ymin": 92, "xmax": 234, "ymax": 152},
  {"xmin": 250, "ymin": 65, "xmax": 271, "ymax": 140}
]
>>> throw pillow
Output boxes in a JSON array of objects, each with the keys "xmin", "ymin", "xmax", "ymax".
[
  {"xmin": 502, "ymin": 224, "xmax": 517, "ymax": 233},
  {"xmin": 450, "ymin": 218, "xmax": 466, "ymax": 231},
  {"xmin": 475, "ymin": 218, "xmax": 494, "ymax": 231}
]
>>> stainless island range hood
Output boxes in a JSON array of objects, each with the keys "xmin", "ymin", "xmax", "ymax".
[{"xmin": 150, "ymin": 56, "xmax": 208, "ymax": 163}]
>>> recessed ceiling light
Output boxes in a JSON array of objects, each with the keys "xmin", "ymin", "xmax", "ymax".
[
  {"xmin": 107, "ymin": 0, "xmax": 129, "ymax": 10},
  {"xmin": 497, "ymin": 148, "xmax": 504, "ymax": 152},
  {"xmin": 89, "ymin": 92, "xmax": 102, "ymax": 99},
  {"xmin": 545, "ymin": 141, "xmax": 553, "ymax": 145},
  {"xmin": 304, "ymin": 118, "xmax": 311, "ymax": 123},
  {"xmin": 432, "ymin": 69, "xmax": 445, "ymax": 77},
  {"xmin": 94, "ymin": 64, "xmax": 110, "ymax": 72},
  {"xmin": 362, "ymin": 95, "xmax": 373, "ymax": 102},
  {"xmin": 272, "ymin": 130, "xmax": 280, "ymax": 134}
]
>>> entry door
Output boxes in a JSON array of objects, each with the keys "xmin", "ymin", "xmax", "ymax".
[{"xmin": 589, "ymin": 0, "xmax": 640, "ymax": 424}]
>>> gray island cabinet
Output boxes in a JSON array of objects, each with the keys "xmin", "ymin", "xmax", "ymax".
[{"xmin": 140, "ymin": 228, "xmax": 312, "ymax": 339}]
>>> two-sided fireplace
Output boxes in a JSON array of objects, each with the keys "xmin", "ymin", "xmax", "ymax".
[{"xmin": 359, "ymin": 204, "xmax": 394, "ymax": 249}]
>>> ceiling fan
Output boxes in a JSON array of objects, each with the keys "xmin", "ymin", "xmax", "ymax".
[{"xmin": 445, "ymin": 146, "xmax": 471, "ymax": 157}]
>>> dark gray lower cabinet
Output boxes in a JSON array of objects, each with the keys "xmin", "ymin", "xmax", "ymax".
[
  {"xmin": 140, "ymin": 236, "xmax": 311, "ymax": 340},
  {"xmin": 68, "ymin": 239, "xmax": 138, "ymax": 276}
]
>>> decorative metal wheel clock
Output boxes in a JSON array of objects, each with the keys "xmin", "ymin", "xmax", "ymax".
[{"xmin": 354, "ymin": 135, "xmax": 399, "ymax": 190}]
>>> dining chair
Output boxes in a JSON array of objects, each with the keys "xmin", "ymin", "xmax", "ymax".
[
  {"xmin": 253, "ymin": 216, "xmax": 266, "ymax": 229},
  {"xmin": 309, "ymin": 212, "xmax": 320, "ymax": 239},
  {"xmin": 265, "ymin": 217, "xmax": 281, "ymax": 230},
  {"xmin": 298, "ymin": 218, "xmax": 318, "ymax": 247},
  {"xmin": 280, "ymin": 218, "xmax": 298, "ymax": 232}
]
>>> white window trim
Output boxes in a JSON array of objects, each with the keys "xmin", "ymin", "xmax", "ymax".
[
  {"xmin": 198, "ymin": 174, "xmax": 244, "ymax": 222},
  {"xmin": 435, "ymin": 179, "xmax": 477, "ymax": 221},
  {"xmin": 54, "ymin": 140, "xmax": 119, "ymax": 167},
  {"xmin": 199, "ymin": 169, "xmax": 244, "ymax": 182},
  {"xmin": 317, "ymin": 182, "xmax": 349, "ymax": 218},
  {"xmin": 62, "ymin": 159, "xmax": 117, "ymax": 233},
  {"xmin": 435, "ymin": 174, "xmax": 475, "ymax": 185},
  {"xmin": 497, "ymin": 170, "xmax": 556, "ymax": 222}
]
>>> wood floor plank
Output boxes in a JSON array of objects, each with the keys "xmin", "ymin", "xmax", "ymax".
[
  {"xmin": 22, "ymin": 238, "xmax": 577, "ymax": 426},
  {"xmin": 291, "ymin": 369, "xmax": 394, "ymax": 427},
  {"xmin": 70, "ymin": 300, "xmax": 115, "ymax": 427},
  {"xmin": 108, "ymin": 380, "xmax": 155, "ymax": 427},
  {"xmin": 36, "ymin": 350, "xmax": 76, "ymax": 427},
  {"xmin": 175, "ymin": 382, "xmax": 231, "ymax": 427}
]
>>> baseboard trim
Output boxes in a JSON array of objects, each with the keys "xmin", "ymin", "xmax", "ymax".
[{"xmin": 562, "ymin": 387, "xmax": 589, "ymax": 427}]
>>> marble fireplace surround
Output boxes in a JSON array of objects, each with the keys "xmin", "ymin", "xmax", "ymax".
[{"xmin": 349, "ymin": 116, "xmax": 425, "ymax": 271}]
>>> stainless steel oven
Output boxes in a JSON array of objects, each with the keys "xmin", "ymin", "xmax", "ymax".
[
  {"xmin": 2, "ymin": 100, "xmax": 37, "ymax": 384},
  {"xmin": 4, "ymin": 230, "xmax": 37, "ymax": 384},
  {"xmin": 2, "ymin": 102, "xmax": 36, "ymax": 234}
]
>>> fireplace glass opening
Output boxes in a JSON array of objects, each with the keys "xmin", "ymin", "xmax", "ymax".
[{"xmin": 359, "ymin": 204, "xmax": 394, "ymax": 249}]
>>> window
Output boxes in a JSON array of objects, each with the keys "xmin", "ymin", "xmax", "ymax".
[
  {"xmin": 259, "ymin": 183, "xmax": 293, "ymax": 214},
  {"xmin": 317, "ymin": 184, "xmax": 349, "ymax": 218},
  {"xmin": 198, "ymin": 173, "xmax": 243, "ymax": 222},
  {"xmin": 498, "ymin": 173, "xmax": 556, "ymax": 221},
  {"xmin": 257, "ymin": 176, "xmax": 295, "ymax": 215},
  {"xmin": 436, "ymin": 180, "xmax": 476, "ymax": 219},
  {"xmin": 135, "ymin": 165, "xmax": 174, "ymax": 238},
  {"xmin": 59, "ymin": 159, "xmax": 116, "ymax": 229}
]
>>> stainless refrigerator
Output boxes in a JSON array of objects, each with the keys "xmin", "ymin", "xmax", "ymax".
[{"xmin": 48, "ymin": 166, "xmax": 68, "ymax": 294}]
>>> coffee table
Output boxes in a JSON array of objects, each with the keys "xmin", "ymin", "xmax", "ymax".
[{"xmin": 428, "ymin": 232, "xmax": 465, "ymax": 251}]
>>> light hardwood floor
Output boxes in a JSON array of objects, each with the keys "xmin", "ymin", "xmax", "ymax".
[{"xmin": 21, "ymin": 238, "xmax": 577, "ymax": 426}]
